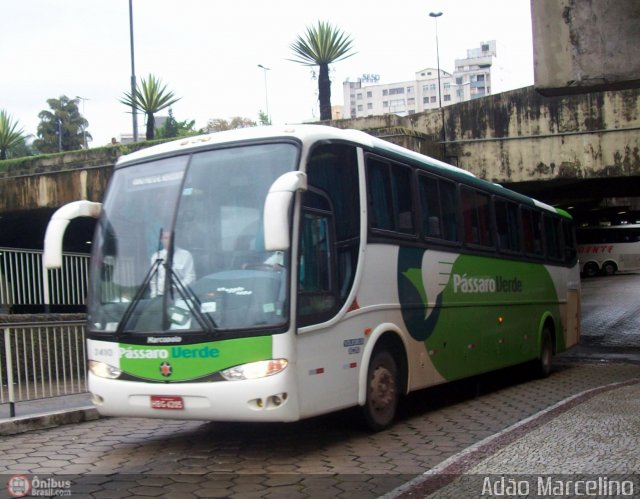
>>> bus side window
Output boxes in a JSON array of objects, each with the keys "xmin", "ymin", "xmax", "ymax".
[
  {"xmin": 461, "ymin": 186, "xmax": 493, "ymax": 248},
  {"xmin": 522, "ymin": 208, "xmax": 544, "ymax": 257},
  {"xmin": 495, "ymin": 198, "xmax": 521, "ymax": 253},
  {"xmin": 544, "ymin": 216, "xmax": 563, "ymax": 261},
  {"xmin": 366, "ymin": 156, "xmax": 415, "ymax": 235}
]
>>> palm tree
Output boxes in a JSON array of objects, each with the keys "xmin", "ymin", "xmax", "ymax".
[
  {"xmin": 120, "ymin": 74, "xmax": 181, "ymax": 140},
  {"xmin": 290, "ymin": 21, "xmax": 355, "ymax": 121},
  {"xmin": 0, "ymin": 110, "xmax": 25, "ymax": 160}
]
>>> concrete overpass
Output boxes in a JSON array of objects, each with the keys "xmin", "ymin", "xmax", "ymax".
[{"xmin": 1, "ymin": 85, "xmax": 640, "ymax": 250}]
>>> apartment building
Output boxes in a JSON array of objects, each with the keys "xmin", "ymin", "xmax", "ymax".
[{"xmin": 342, "ymin": 41, "xmax": 500, "ymax": 119}]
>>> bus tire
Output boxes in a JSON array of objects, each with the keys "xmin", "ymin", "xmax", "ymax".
[
  {"xmin": 602, "ymin": 261, "xmax": 617, "ymax": 276},
  {"xmin": 362, "ymin": 349, "xmax": 399, "ymax": 432},
  {"xmin": 583, "ymin": 262, "xmax": 599, "ymax": 278},
  {"xmin": 535, "ymin": 327, "xmax": 553, "ymax": 378}
]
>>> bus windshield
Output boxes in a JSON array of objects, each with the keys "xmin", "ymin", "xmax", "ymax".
[{"xmin": 88, "ymin": 142, "xmax": 298, "ymax": 334}]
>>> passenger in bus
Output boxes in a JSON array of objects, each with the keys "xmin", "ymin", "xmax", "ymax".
[{"xmin": 149, "ymin": 230, "xmax": 196, "ymax": 297}]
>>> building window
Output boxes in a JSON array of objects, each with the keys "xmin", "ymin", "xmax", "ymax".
[
  {"xmin": 351, "ymin": 108, "xmax": 356, "ymax": 116},
  {"xmin": 456, "ymin": 77, "xmax": 463, "ymax": 85},
  {"xmin": 389, "ymin": 87, "xmax": 405, "ymax": 95},
  {"xmin": 389, "ymin": 99, "xmax": 405, "ymax": 112},
  {"xmin": 407, "ymin": 86, "xmax": 414, "ymax": 94},
  {"xmin": 423, "ymin": 97, "xmax": 429, "ymax": 104},
  {"xmin": 357, "ymin": 104, "xmax": 363, "ymax": 111},
  {"xmin": 383, "ymin": 89, "xmax": 389, "ymax": 96},
  {"xmin": 430, "ymin": 83, "xmax": 436, "ymax": 91},
  {"xmin": 444, "ymin": 95, "xmax": 451, "ymax": 102},
  {"xmin": 357, "ymin": 93, "xmax": 363, "ymax": 100},
  {"xmin": 443, "ymin": 82, "xmax": 450, "ymax": 90},
  {"xmin": 367, "ymin": 91, "xmax": 372, "ymax": 98},
  {"xmin": 383, "ymin": 101, "xmax": 388, "ymax": 108},
  {"xmin": 407, "ymin": 97, "xmax": 415, "ymax": 105},
  {"xmin": 367, "ymin": 103, "xmax": 373, "ymax": 109},
  {"xmin": 430, "ymin": 96, "xmax": 436, "ymax": 103}
]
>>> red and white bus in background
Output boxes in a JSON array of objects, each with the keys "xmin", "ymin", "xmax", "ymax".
[{"xmin": 577, "ymin": 224, "xmax": 640, "ymax": 277}]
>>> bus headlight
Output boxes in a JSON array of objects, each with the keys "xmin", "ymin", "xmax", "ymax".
[
  {"xmin": 220, "ymin": 359, "xmax": 288, "ymax": 381},
  {"xmin": 89, "ymin": 360, "xmax": 122, "ymax": 379}
]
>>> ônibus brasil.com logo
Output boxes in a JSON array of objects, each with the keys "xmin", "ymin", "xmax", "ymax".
[{"xmin": 7, "ymin": 474, "xmax": 72, "ymax": 497}]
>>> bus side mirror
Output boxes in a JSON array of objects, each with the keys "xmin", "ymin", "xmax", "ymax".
[
  {"xmin": 263, "ymin": 171, "xmax": 307, "ymax": 251},
  {"xmin": 44, "ymin": 200, "xmax": 102, "ymax": 269}
]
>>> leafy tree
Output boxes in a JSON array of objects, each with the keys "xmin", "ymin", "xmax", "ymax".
[
  {"xmin": 206, "ymin": 116, "xmax": 256, "ymax": 133},
  {"xmin": 258, "ymin": 110, "xmax": 270, "ymax": 126},
  {"xmin": 290, "ymin": 20, "xmax": 355, "ymax": 121},
  {"xmin": 120, "ymin": 74, "xmax": 181, "ymax": 140},
  {"xmin": 0, "ymin": 110, "xmax": 25, "ymax": 160},
  {"xmin": 155, "ymin": 109, "xmax": 199, "ymax": 139},
  {"xmin": 32, "ymin": 96, "xmax": 91, "ymax": 153}
]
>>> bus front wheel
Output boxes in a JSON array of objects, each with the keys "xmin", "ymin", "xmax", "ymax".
[
  {"xmin": 362, "ymin": 350, "xmax": 399, "ymax": 432},
  {"xmin": 583, "ymin": 262, "xmax": 599, "ymax": 278}
]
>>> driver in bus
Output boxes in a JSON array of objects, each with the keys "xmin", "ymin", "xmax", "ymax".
[{"xmin": 149, "ymin": 230, "xmax": 196, "ymax": 297}]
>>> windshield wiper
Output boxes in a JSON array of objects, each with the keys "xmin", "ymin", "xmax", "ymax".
[
  {"xmin": 167, "ymin": 267, "xmax": 218, "ymax": 332},
  {"xmin": 115, "ymin": 257, "xmax": 164, "ymax": 337}
]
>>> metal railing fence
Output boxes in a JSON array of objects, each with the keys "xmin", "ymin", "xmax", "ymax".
[
  {"xmin": 0, "ymin": 247, "xmax": 90, "ymax": 310},
  {"xmin": 1, "ymin": 319, "xmax": 87, "ymax": 417}
]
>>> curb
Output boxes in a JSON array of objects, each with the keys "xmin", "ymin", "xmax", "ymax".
[
  {"xmin": 0, "ymin": 406, "xmax": 100, "ymax": 436},
  {"xmin": 383, "ymin": 377, "xmax": 640, "ymax": 498}
]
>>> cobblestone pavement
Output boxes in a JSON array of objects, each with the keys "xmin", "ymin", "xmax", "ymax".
[
  {"xmin": 0, "ymin": 273, "xmax": 638, "ymax": 498},
  {"xmin": 0, "ymin": 361, "xmax": 638, "ymax": 498}
]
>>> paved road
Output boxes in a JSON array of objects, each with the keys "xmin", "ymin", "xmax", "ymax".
[{"xmin": 0, "ymin": 273, "xmax": 638, "ymax": 498}]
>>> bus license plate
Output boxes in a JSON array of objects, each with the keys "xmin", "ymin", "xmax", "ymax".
[{"xmin": 150, "ymin": 395, "xmax": 184, "ymax": 410}]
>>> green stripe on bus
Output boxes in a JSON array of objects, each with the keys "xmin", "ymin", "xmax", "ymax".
[
  {"xmin": 398, "ymin": 247, "xmax": 562, "ymax": 380},
  {"xmin": 118, "ymin": 335, "xmax": 272, "ymax": 382}
]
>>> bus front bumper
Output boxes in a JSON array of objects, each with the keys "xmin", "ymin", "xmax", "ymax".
[{"xmin": 88, "ymin": 371, "xmax": 300, "ymax": 422}]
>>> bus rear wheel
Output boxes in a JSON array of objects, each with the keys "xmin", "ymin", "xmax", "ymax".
[
  {"xmin": 534, "ymin": 328, "xmax": 553, "ymax": 378},
  {"xmin": 602, "ymin": 261, "xmax": 617, "ymax": 276},
  {"xmin": 362, "ymin": 350, "xmax": 399, "ymax": 432}
]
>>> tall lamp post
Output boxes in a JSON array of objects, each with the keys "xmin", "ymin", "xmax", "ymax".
[
  {"xmin": 257, "ymin": 64, "xmax": 271, "ymax": 124},
  {"xmin": 129, "ymin": 0, "xmax": 138, "ymax": 141},
  {"xmin": 429, "ymin": 11, "xmax": 445, "ymax": 158},
  {"xmin": 75, "ymin": 95, "xmax": 89, "ymax": 149}
]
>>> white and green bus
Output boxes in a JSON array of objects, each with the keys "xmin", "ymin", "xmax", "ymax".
[{"xmin": 45, "ymin": 125, "xmax": 581, "ymax": 430}]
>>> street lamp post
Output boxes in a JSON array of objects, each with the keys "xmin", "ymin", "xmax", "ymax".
[
  {"xmin": 429, "ymin": 11, "xmax": 446, "ymax": 159},
  {"xmin": 257, "ymin": 64, "xmax": 271, "ymax": 125},
  {"xmin": 129, "ymin": 0, "xmax": 138, "ymax": 142},
  {"xmin": 75, "ymin": 95, "xmax": 89, "ymax": 149}
]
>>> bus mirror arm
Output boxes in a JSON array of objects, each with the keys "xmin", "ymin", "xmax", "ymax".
[
  {"xmin": 44, "ymin": 200, "xmax": 102, "ymax": 269},
  {"xmin": 263, "ymin": 172, "xmax": 308, "ymax": 251}
]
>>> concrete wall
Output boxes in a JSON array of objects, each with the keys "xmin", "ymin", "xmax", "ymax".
[
  {"xmin": 532, "ymin": 0, "xmax": 640, "ymax": 94},
  {"xmin": 1, "ymin": 85, "xmax": 639, "ymax": 214},
  {"xmin": 333, "ymin": 86, "xmax": 640, "ymax": 183}
]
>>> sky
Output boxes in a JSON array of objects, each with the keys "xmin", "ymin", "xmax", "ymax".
[{"xmin": 1, "ymin": 0, "xmax": 534, "ymax": 147}]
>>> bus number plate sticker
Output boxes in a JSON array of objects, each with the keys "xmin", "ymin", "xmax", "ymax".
[{"xmin": 150, "ymin": 395, "xmax": 184, "ymax": 410}]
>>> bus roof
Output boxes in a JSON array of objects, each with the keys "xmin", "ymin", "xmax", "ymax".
[{"xmin": 117, "ymin": 124, "xmax": 561, "ymax": 216}]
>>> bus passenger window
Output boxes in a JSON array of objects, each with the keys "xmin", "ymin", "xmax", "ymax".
[
  {"xmin": 495, "ymin": 199, "xmax": 521, "ymax": 253},
  {"xmin": 418, "ymin": 173, "xmax": 459, "ymax": 243},
  {"xmin": 522, "ymin": 208, "xmax": 543, "ymax": 257},
  {"xmin": 461, "ymin": 187, "xmax": 492, "ymax": 247},
  {"xmin": 367, "ymin": 156, "xmax": 415, "ymax": 235}
]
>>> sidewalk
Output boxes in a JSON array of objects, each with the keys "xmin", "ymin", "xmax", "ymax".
[
  {"xmin": 0, "ymin": 392, "xmax": 98, "ymax": 436},
  {"xmin": 1, "ymin": 369, "xmax": 639, "ymax": 498},
  {"xmin": 386, "ymin": 376, "xmax": 640, "ymax": 498}
]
